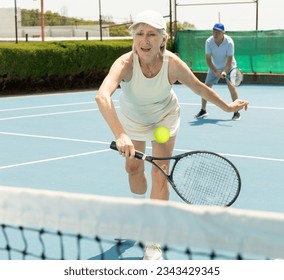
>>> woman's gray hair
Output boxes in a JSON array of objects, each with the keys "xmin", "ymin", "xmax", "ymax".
[{"xmin": 130, "ymin": 23, "xmax": 168, "ymax": 54}]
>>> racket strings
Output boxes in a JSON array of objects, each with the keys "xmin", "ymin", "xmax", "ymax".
[
  {"xmin": 172, "ymin": 153, "xmax": 240, "ymax": 206},
  {"xmin": 229, "ymin": 69, "xmax": 243, "ymax": 86}
]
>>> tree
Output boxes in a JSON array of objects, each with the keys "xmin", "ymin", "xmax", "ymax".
[
  {"xmin": 21, "ymin": 9, "xmax": 97, "ymax": 26},
  {"xmin": 21, "ymin": 9, "xmax": 41, "ymax": 26},
  {"xmin": 110, "ymin": 25, "xmax": 131, "ymax": 36}
]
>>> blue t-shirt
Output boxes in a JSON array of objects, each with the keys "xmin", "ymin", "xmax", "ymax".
[{"xmin": 205, "ymin": 34, "xmax": 236, "ymax": 70}]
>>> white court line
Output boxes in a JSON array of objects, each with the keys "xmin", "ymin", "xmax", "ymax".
[
  {"xmin": 171, "ymin": 148, "xmax": 284, "ymax": 163},
  {"xmin": 220, "ymin": 152, "xmax": 284, "ymax": 163},
  {"xmin": 0, "ymin": 108, "xmax": 98, "ymax": 121},
  {"xmin": 0, "ymin": 99, "xmax": 282, "ymax": 113},
  {"xmin": 239, "ymin": 105, "xmax": 284, "ymax": 110},
  {"xmin": 0, "ymin": 100, "xmax": 282, "ymax": 121},
  {"xmin": 0, "ymin": 90, "xmax": 92, "ymax": 100},
  {"xmin": 179, "ymin": 102, "xmax": 284, "ymax": 110},
  {"xmin": 0, "ymin": 149, "xmax": 111, "ymax": 170},
  {"xmin": 0, "ymin": 101, "xmax": 93, "ymax": 112},
  {"xmin": 0, "ymin": 100, "xmax": 119, "ymax": 113},
  {"xmin": 0, "ymin": 131, "xmax": 109, "ymax": 145},
  {"xmin": 0, "ymin": 106, "xmax": 120, "ymax": 121},
  {"xmin": 1, "ymin": 131, "xmax": 283, "ymax": 164}
]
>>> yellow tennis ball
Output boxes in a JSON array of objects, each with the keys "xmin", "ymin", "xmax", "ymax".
[{"xmin": 154, "ymin": 126, "xmax": 170, "ymax": 143}]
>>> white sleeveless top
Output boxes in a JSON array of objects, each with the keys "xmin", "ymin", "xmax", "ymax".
[{"xmin": 119, "ymin": 51, "xmax": 180, "ymax": 141}]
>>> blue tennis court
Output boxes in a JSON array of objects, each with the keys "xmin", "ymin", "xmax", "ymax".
[
  {"xmin": 0, "ymin": 85, "xmax": 284, "ymax": 259},
  {"xmin": 0, "ymin": 84, "xmax": 284, "ymax": 261},
  {"xmin": 1, "ymin": 84, "xmax": 283, "ymax": 213}
]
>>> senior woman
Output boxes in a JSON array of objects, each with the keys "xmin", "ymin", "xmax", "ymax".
[{"xmin": 95, "ymin": 10, "xmax": 248, "ymax": 260}]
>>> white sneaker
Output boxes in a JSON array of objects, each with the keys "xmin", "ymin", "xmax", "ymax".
[{"xmin": 143, "ymin": 243, "xmax": 163, "ymax": 260}]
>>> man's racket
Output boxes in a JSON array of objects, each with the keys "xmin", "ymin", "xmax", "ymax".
[
  {"xmin": 226, "ymin": 67, "xmax": 243, "ymax": 87},
  {"xmin": 110, "ymin": 141, "xmax": 241, "ymax": 207}
]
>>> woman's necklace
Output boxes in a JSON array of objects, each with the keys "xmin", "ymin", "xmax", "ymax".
[{"xmin": 140, "ymin": 59, "xmax": 160, "ymax": 77}]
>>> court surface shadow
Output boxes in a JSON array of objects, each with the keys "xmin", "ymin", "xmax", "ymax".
[
  {"xmin": 88, "ymin": 239, "xmax": 143, "ymax": 260},
  {"xmin": 188, "ymin": 118, "xmax": 233, "ymax": 127}
]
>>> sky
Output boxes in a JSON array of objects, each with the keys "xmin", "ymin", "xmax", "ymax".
[{"xmin": 1, "ymin": 0, "xmax": 283, "ymax": 31}]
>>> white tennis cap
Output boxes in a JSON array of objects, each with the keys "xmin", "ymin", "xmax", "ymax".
[{"xmin": 129, "ymin": 10, "xmax": 166, "ymax": 30}]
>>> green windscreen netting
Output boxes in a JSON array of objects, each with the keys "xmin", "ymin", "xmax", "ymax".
[{"xmin": 174, "ymin": 29, "xmax": 284, "ymax": 74}]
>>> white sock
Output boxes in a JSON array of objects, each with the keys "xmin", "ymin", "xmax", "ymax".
[{"xmin": 132, "ymin": 192, "xmax": 146, "ymax": 199}]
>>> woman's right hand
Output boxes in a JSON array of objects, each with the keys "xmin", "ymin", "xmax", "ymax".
[{"xmin": 116, "ymin": 134, "xmax": 135, "ymax": 158}]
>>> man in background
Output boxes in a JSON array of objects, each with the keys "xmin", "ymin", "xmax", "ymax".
[{"xmin": 195, "ymin": 23, "xmax": 241, "ymax": 120}]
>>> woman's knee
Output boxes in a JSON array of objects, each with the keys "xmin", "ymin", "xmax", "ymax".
[
  {"xmin": 151, "ymin": 163, "xmax": 169, "ymax": 178},
  {"xmin": 125, "ymin": 160, "xmax": 144, "ymax": 176}
]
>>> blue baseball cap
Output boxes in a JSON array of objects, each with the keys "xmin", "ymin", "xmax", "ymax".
[{"xmin": 213, "ymin": 23, "xmax": 225, "ymax": 31}]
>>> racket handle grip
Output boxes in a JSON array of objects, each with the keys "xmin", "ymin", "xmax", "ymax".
[
  {"xmin": 110, "ymin": 141, "xmax": 118, "ymax": 151},
  {"xmin": 110, "ymin": 141, "xmax": 146, "ymax": 160}
]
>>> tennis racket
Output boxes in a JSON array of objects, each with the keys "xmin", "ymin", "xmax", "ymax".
[
  {"xmin": 226, "ymin": 67, "xmax": 244, "ymax": 87},
  {"xmin": 110, "ymin": 141, "xmax": 241, "ymax": 207}
]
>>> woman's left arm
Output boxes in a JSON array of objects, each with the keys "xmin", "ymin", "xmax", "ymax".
[{"xmin": 169, "ymin": 54, "xmax": 248, "ymax": 113}]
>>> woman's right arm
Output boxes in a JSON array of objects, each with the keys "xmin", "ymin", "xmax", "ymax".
[{"xmin": 95, "ymin": 52, "xmax": 135, "ymax": 156}]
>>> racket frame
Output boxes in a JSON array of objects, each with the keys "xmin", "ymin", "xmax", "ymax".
[
  {"xmin": 110, "ymin": 141, "xmax": 241, "ymax": 206},
  {"xmin": 226, "ymin": 67, "xmax": 244, "ymax": 87}
]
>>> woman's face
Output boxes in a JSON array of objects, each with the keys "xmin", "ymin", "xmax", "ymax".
[{"xmin": 133, "ymin": 24, "xmax": 165, "ymax": 59}]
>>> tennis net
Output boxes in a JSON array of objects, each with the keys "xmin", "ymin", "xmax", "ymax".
[{"xmin": 0, "ymin": 186, "xmax": 284, "ymax": 260}]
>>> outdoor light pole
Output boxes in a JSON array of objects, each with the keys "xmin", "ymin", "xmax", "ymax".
[
  {"xmin": 169, "ymin": 0, "xmax": 173, "ymax": 43},
  {"xmin": 99, "ymin": 0, "xmax": 102, "ymax": 41},
  {"xmin": 14, "ymin": 0, "xmax": 18, "ymax": 43},
  {"xmin": 40, "ymin": 0, "xmax": 45, "ymax": 41},
  {"xmin": 174, "ymin": 0, "xmax": 177, "ymax": 37},
  {"xmin": 255, "ymin": 0, "xmax": 259, "ymax": 30}
]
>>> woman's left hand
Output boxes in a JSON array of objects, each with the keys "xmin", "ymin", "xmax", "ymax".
[{"xmin": 229, "ymin": 99, "xmax": 249, "ymax": 112}]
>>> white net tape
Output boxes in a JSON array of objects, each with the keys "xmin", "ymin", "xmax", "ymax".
[{"xmin": 0, "ymin": 186, "xmax": 284, "ymax": 259}]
